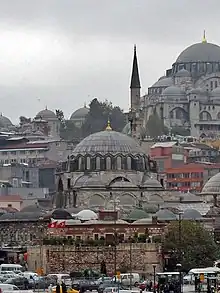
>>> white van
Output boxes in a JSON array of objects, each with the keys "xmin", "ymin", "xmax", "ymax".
[
  {"xmin": 0, "ymin": 264, "xmax": 23, "ymax": 273},
  {"xmin": 113, "ymin": 273, "xmax": 140, "ymax": 286}
]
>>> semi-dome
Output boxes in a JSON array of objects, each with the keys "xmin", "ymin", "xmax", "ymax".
[
  {"xmin": 188, "ymin": 87, "xmax": 206, "ymax": 95},
  {"xmin": 162, "ymin": 86, "xmax": 185, "ymax": 96},
  {"xmin": 75, "ymin": 209, "xmax": 98, "ymax": 221},
  {"xmin": 72, "ymin": 129, "xmax": 144, "ymax": 156},
  {"xmin": 175, "ymin": 68, "xmax": 191, "ymax": 77},
  {"xmin": 70, "ymin": 106, "xmax": 89, "ymax": 120},
  {"xmin": 36, "ymin": 108, "xmax": 57, "ymax": 120},
  {"xmin": 176, "ymin": 42, "xmax": 220, "ymax": 63},
  {"xmin": 211, "ymin": 87, "xmax": 220, "ymax": 97},
  {"xmin": 151, "ymin": 77, "xmax": 173, "ymax": 87},
  {"xmin": 201, "ymin": 173, "xmax": 220, "ymax": 194}
]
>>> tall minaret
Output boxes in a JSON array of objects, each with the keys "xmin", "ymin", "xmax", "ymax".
[
  {"xmin": 129, "ymin": 45, "xmax": 142, "ymax": 139},
  {"xmin": 130, "ymin": 45, "xmax": 141, "ymax": 111}
]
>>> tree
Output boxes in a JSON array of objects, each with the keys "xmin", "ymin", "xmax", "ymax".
[
  {"xmin": 55, "ymin": 109, "xmax": 65, "ymax": 123},
  {"xmin": 163, "ymin": 220, "xmax": 220, "ymax": 271},
  {"xmin": 19, "ymin": 116, "xmax": 31, "ymax": 125},
  {"xmin": 60, "ymin": 120, "xmax": 82, "ymax": 141},
  {"xmin": 82, "ymin": 98, "xmax": 125, "ymax": 136},
  {"xmin": 171, "ymin": 126, "xmax": 190, "ymax": 136},
  {"xmin": 100, "ymin": 260, "xmax": 107, "ymax": 275},
  {"xmin": 145, "ymin": 110, "xmax": 168, "ymax": 138}
]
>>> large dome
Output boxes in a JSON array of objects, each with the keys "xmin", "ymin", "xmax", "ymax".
[
  {"xmin": 201, "ymin": 173, "xmax": 220, "ymax": 194},
  {"xmin": 70, "ymin": 107, "xmax": 89, "ymax": 120},
  {"xmin": 36, "ymin": 108, "xmax": 57, "ymax": 120},
  {"xmin": 0, "ymin": 114, "xmax": 13, "ymax": 128},
  {"xmin": 163, "ymin": 86, "xmax": 185, "ymax": 96},
  {"xmin": 176, "ymin": 42, "xmax": 220, "ymax": 63},
  {"xmin": 72, "ymin": 129, "xmax": 144, "ymax": 155}
]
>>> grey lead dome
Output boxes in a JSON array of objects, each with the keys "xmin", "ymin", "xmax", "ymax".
[
  {"xmin": 72, "ymin": 130, "xmax": 144, "ymax": 155},
  {"xmin": 176, "ymin": 42, "xmax": 220, "ymax": 63}
]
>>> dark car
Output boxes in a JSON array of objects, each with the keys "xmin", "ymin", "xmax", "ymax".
[
  {"xmin": 72, "ymin": 280, "xmax": 99, "ymax": 293},
  {"xmin": 4, "ymin": 277, "xmax": 29, "ymax": 289}
]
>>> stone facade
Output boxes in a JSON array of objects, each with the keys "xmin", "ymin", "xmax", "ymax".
[{"xmin": 27, "ymin": 243, "xmax": 162, "ymax": 276}]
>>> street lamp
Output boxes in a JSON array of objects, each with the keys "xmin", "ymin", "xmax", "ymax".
[
  {"xmin": 178, "ymin": 211, "xmax": 183, "ymax": 263},
  {"xmin": 152, "ymin": 264, "xmax": 156, "ymax": 293},
  {"xmin": 176, "ymin": 263, "xmax": 182, "ymax": 293}
]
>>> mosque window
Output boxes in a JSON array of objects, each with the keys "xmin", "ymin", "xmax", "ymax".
[
  {"xmin": 210, "ymin": 81, "xmax": 213, "ymax": 90},
  {"xmin": 106, "ymin": 157, "xmax": 111, "ymax": 170},
  {"xmin": 215, "ymin": 81, "xmax": 218, "ymax": 88},
  {"xmin": 116, "ymin": 156, "xmax": 122, "ymax": 170},
  {"xmin": 86, "ymin": 157, "xmax": 91, "ymax": 170},
  {"xmin": 127, "ymin": 157, "xmax": 131, "ymax": 170},
  {"xmin": 96, "ymin": 157, "xmax": 100, "ymax": 170},
  {"xmin": 78, "ymin": 157, "xmax": 82, "ymax": 170}
]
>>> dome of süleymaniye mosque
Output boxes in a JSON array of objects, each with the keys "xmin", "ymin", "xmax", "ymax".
[
  {"xmin": 0, "ymin": 114, "xmax": 13, "ymax": 129},
  {"xmin": 144, "ymin": 32, "xmax": 220, "ymax": 137},
  {"xmin": 70, "ymin": 106, "xmax": 89, "ymax": 120}
]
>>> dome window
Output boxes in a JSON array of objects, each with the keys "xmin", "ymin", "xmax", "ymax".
[
  {"xmin": 78, "ymin": 157, "xmax": 82, "ymax": 171},
  {"xmin": 116, "ymin": 156, "xmax": 122, "ymax": 170},
  {"xmin": 96, "ymin": 157, "xmax": 100, "ymax": 170},
  {"xmin": 86, "ymin": 157, "xmax": 91, "ymax": 170},
  {"xmin": 106, "ymin": 157, "xmax": 111, "ymax": 170},
  {"xmin": 127, "ymin": 157, "xmax": 131, "ymax": 170}
]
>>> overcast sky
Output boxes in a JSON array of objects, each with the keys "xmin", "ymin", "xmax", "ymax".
[{"xmin": 1, "ymin": 0, "xmax": 220, "ymax": 122}]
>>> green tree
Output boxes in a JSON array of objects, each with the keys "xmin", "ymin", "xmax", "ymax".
[
  {"xmin": 171, "ymin": 126, "xmax": 190, "ymax": 136},
  {"xmin": 146, "ymin": 110, "xmax": 168, "ymax": 137},
  {"xmin": 60, "ymin": 120, "xmax": 82, "ymax": 141},
  {"xmin": 82, "ymin": 98, "xmax": 125, "ymax": 136},
  {"xmin": 163, "ymin": 221, "xmax": 219, "ymax": 271}
]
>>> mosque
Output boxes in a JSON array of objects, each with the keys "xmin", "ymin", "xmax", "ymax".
[{"xmin": 127, "ymin": 32, "xmax": 220, "ymax": 139}]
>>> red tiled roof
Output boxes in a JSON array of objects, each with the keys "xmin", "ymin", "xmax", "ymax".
[{"xmin": 0, "ymin": 195, "xmax": 23, "ymax": 202}]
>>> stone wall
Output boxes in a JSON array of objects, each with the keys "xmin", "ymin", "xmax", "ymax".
[{"xmin": 27, "ymin": 243, "xmax": 162, "ymax": 276}]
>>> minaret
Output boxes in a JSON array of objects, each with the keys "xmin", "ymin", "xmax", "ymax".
[
  {"xmin": 130, "ymin": 45, "xmax": 141, "ymax": 111},
  {"xmin": 129, "ymin": 45, "xmax": 142, "ymax": 139}
]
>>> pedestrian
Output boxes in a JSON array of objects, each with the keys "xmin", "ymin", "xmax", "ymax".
[
  {"xmin": 48, "ymin": 284, "xmax": 53, "ymax": 293},
  {"xmin": 56, "ymin": 283, "xmax": 60, "ymax": 293},
  {"xmin": 61, "ymin": 281, "xmax": 67, "ymax": 293}
]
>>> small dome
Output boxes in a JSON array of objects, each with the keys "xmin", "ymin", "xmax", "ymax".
[
  {"xmin": 36, "ymin": 109, "xmax": 57, "ymax": 120},
  {"xmin": 20, "ymin": 204, "xmax": 46, "ymax": 213},
  {"xmin": 151, "ymin": 77, "xmax": 173, "ymax": 88},
  {"xmin": 45, "ymin": 209, "xmax": 72, "ymax": 220},
  {"xmin": 132, "ymin": 218, "xmax": 152, "ymax": 224},
  {"xmin": 0, "ymin": 114, "xmax": 13, "ymax": 128},
  {"xmin": 175, "ymin": 69, "xmax": 191, "ymax": 77},
  {"xmin": 211, "ymin": 87, "xmax": 220, "ymax": 97},
  {"xmin": 201, "ymin": 172, "xmax": 220, "ymax": 194},
  {"xmin": 142, "ymin": 178, "xmax": 163, "ymax": 190},
  {"xmin": 183, "ymin": 209, "xmax": 202, "ymax": 220},
  {"xmin": 70, "ymin": 107, "xmax": 89, "ymax": 120},
  {"xmin": 127, "ymin": 208, "xmax": 150, "ymax": 221},
  {"xmin": 143, "ymin": 204, "xmax": 159, "ymax": 213},
  {"xmin": 176, "ymin": 42, "xmax": 220, "ymax": 63},
  {"xmin": 155, "ymin": 209, "xmax": 177, "ymax": 221},
  {"xmin": 162, "ymin": 86, "xmax": 185, "ymax": 96},
  {"xmin": 75, "ymin": 209, "xmax": 98, "ymax": 221}
]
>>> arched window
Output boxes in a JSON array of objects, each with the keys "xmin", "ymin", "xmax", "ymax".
[
  {"xmin": 78, "ymin": 157, "xmax": 82, "ymax": 170},
  {"xmin": 86, "ymin": 157, "xmax": 91, "ymax": 170},
  {"xmin": 106, "ymin": 157, "xmax": 111, "ymax": 170},
  {"xmin": 96, "ymin": 157, "xmax": 100, "ymax": 170},
  {"xmin": 116, "ymin": 157, "xmax": 122, "ymax": 170},
  {"xmin": 127, "ymin": 157, "xmax": 131, "ymax": 170}
]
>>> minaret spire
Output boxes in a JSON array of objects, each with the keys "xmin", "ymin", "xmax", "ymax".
[
  {"xmin": 130, "ymin": 44, "xmax": 141, "ymax": 89},
  {"xmin": 202, "ymin": 30, "xmax": 207, "ymax": 43}
]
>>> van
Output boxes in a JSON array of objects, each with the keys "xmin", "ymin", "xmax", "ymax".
[
  {"xmin": 113, "ymin": 273, "xmax": 140, "ymax": 286},
  {"xmin": 0, "ymin": 264, "xmax": 23, "ymax": 273}
]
